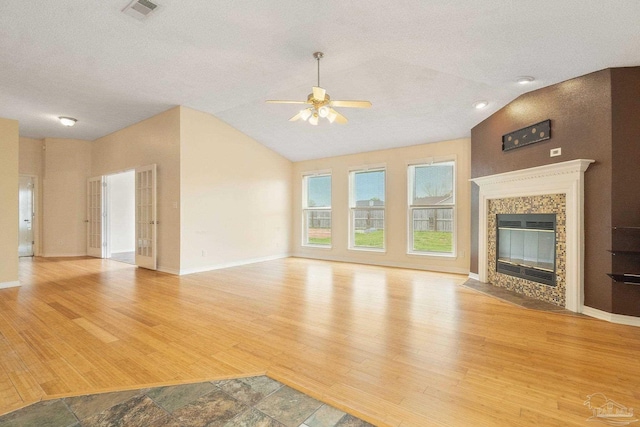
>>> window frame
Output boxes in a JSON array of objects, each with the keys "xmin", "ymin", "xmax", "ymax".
[
  {"xmin": 302, "ymin": 170, "xmax": 332, "ymax": 248},
  {"xmin": 407, "ymin": 158, "xmax": 457, "ymax": 257},
  {"xmin": 348, "ymin": 165, "xmax": 387, "ymax": 252}
]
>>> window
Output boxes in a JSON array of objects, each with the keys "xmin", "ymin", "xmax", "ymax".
[
  {"xmin": 408, "ymin": 161, "xmax": 455, "ymax": 255},
  {"xmin": 302, "ymin": 173, "xmax": 332, "ymax": 246},
  {"xmin": 349, "ymin": 168, "xmax": 385, "ymax": 250}
]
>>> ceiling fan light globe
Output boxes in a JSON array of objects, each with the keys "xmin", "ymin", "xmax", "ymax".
[
  {"xmin": 327, "ymin": 110, "xmax": 337, "ymax": 123},
  {"xmin": 318, "ymin": 106, "xmax": 330, "ymax": 118},
  {"xmin": 299, "ymin": 108, "xmax": 312, "ymax": 121},
  {"xmin": 309, "ymin": 113, "xmax": 319, "ymax": 126}
]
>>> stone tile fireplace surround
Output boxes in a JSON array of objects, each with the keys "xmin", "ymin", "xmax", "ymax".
[
  {"xmin": 471, "ymin": 159, "xmax": 594, "ymax": 313},
  {"xmin": 488, "ymin": 195, "xmax": 566, "ymax": 306}
]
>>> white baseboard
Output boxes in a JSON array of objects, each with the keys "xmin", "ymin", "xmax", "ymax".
[
  {"xmin": 582, "ymin": 306, "xmax": 640, "ymax": 327},
  {"xmin": 179, "ymin": 253, "xmax": 290, "ymax": 276},
  {"xmin": 156, "ymin": 265, "xmax": 180, "ymax": 275},
  {"xmin": 292, "ymin": 253, "xmax": 469, "ymax": 275},
  {"xmin": 0, "ymin": 281, "xmax": 20, "ymax": 289},
  {"xmin": 468, "ymin": 272, "xmax": 480, "ymax": 281},
  {"xmin": 41, "ymin": 253, "xmax": 88, "ymax": 258}
]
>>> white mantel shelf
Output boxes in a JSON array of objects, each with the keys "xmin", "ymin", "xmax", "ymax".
[{"xmin": 471, "ymin": 159, "xmax": 595, "ymax": 313}]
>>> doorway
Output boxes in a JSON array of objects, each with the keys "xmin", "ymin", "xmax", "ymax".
[
  {"xmin": 106, "ymin": 170, "xmax": 135, "ymax": 264},
  {"xmin": 18, "ymin": 175, "xmax": 35, "ymax": 257},
  {"xmin": 86, "ymin": 164, "xmax": 157, "ymax": 270}
]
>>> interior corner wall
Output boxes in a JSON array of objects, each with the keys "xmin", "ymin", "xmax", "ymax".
[
  {"xmin": 291, "ymin": 138, "xmax": 471, "ymax": 274},
  {"xmin": 19, "ymin": 137, "xmax": 44, "ymax": 256},
  {"xmin": 470, "ymin": 69, "xmax": 614, "ymax": 312},
  {"xmin": 92, "ymin": 107, "xmax": 181, "ymax": 274},
  {"xmin": 179, "ymin": 106, "xmax": 292, "ymax": 274},
  {"xmin": 42, "ymin": 138, "xmax": 92, "ymax": 257},
  {"xmin": 610, "ymin": 67, "xmax": 640, "ymax": 316},
  {"xmin": 0, "ymin": 117, "xmax": 19, "ymax": 287}
]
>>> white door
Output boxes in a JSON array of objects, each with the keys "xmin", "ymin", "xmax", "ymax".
[
  {"xmin": 135, "ymin": 164, "xmax": 157, "ymax": 270},
  {"xmin": 18, "ymin": 176, "xmax": 35, "ymax": 257},
  {"xmin": 87, "ymin": 176, "xmax": 105, "ymax": 258}
]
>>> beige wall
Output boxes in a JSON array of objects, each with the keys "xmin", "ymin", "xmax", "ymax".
[
  {"xmin": 292, "ymin": 138, "xmax": 471, "ymax": 274},
  {"xmin": 179, "ymin": 107, "xmax": 292, "ymax": 274},
  {"xmin": 0, "ymin": 118, "xmax": 19, "ymax": 287},
  {"xmin": 19, "ymin": 137, "xmax": 44, "ymax": 176},
  {"xmin": 42, "ymin": 138, "xmax": 92, "ymax": 256},
  {"xmin": 19, "ymin": 137, "xmax": 44, "ymax": 255},
  {"xmin": 92, "ymin": 107, "xmax": 181, "ymax": 273}
]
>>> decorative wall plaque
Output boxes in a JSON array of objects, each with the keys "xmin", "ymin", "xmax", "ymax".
[{"xmin": 502, "ymin": 119, "xmax": 551, "ymax": 151}]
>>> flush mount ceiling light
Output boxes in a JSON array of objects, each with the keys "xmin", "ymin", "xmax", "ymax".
[
  {"xmin": 266, "ymin": 52, "xmax": 372, "ymax": 125},
  {"xmin": 58, "ymin": 117, "xmax": 77, "ymax": 127},
  {"xmin": 516, "ymin": 76, "xmax": 535, "ymax": 85},
  {"xmin": 473, "ymin": 101, "xmax": 489, "ymax": 110}
]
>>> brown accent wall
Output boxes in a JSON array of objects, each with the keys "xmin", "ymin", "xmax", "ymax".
[
  {"xmin": 610, "ymin": 68, "xmax": 640, "ymax": 315},
  {"xmin": 471, "ymin": 69, "xmax": 614, "ymax": 312}
]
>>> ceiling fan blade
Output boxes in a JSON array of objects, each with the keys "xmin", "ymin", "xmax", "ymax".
[
  {"xmin": 331, "ymin": 100, "xmax": 372, "ymax": 109},
  {"xmin": 289, "ymin": 111, "xmax": 302, "ymax": 121},
  {"xmin": 329, "ymin": 108, "xmax": 348, "ymax": 124},
  {"xmin": 266, "ymin": 100, "xmax": 309, "ymax": 104},
  {"xmin": 312, "ymin": 86, "xmax": 326, "ymax": 101}
]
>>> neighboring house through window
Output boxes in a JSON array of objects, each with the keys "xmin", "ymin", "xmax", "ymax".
[
  {"xmin": 349, "ymin": 167, "xmax": 386, "ymax": 250},
  {"xmin": 302, "ymin": 172, "xmax": 332, "ymax": 247},
  {"xmin": 408, "ymin": 160, "xmax": 455, "ymax": 256}
]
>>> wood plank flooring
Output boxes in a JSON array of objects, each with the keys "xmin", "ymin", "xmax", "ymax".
[{"xmin": 1, "ymin": 256, "xmax": 640, "ymax": 426}]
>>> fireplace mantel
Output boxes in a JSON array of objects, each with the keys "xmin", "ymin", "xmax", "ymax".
[{"xmin": 471, "ymin": 159, "xmax": 595, "ymax": 312}]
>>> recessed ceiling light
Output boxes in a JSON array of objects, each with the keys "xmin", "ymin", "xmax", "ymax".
[
  {"xmin": 58, "ymin": 117, "xmax": 77, "ymax": 127},
  {"xmin": 473, "ymin": 101, "xmax": 489, "ymax": 110},
  {"xmin": 516, "ymin": 76, "xmax": 535, "ymax": 85}
]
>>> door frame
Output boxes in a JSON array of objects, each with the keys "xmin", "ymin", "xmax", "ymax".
[{"xmin": 19, "ymin": 174, "xmax": 39, "ymax": 256}]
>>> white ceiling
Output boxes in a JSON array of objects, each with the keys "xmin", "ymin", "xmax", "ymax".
[{"xmin": 1, "ymin": 1, "xmax": 639, "ymax": 161}]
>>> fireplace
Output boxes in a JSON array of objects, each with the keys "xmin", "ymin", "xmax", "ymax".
[
  {"xmin": 471, "ymin": 159, "xmax": 594, "ymax": 312},
  {"xmin": 496, "ymin": 213, "xmax": 556, "ymax": 286}
]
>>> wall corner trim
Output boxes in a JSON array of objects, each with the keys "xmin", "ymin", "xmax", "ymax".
[
  {"xmin": 582, "ymin": 306, "xmax": 640, "ymax": 327},
  {"xmin": 468, "ymin": 273, "xmax": 480, "ymax": 281},
  {"xmin": 0, "ymin": 281, "xmax": 21, "ymax": 289}
]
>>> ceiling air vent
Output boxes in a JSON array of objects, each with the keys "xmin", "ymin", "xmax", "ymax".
[{"xmin": 122, "ymin": 0, "xmax": 159, "ymax": 20}]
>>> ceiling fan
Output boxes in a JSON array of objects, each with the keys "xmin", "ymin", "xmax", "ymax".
[{"xmin": 266, "ymin": 52, "xmax": 372, "ymax": 125}]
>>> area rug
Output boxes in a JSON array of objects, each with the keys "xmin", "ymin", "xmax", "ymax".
[{"xmin": 0, "ymin": 376, "xmax": 373, "ymax": 427}]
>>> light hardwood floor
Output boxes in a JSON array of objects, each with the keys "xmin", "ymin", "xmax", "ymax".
[{"xmin": 1, "ymin": 257, "xmax": 640, "ymax": 426}]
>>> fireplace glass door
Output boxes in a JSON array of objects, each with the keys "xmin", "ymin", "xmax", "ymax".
[{"xmin": 496, "ymin": 214, "xmax": 556, "ymax": 286}]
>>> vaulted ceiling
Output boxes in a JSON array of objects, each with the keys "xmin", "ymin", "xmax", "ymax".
[{"xmin": 2, "ymin": 1, "xmax": 639, "ymax": 161}]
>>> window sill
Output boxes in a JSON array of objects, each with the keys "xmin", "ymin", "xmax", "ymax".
[
  {"xmin": 407, "ymin": 251, "xmax": 456, "ymax": 258},
  {"xmin": 348, "ymin": 247, "xmax": 386, "ymax": 254},
  {"xmin": 301, "ymin": 244, "xmax": 332, "ymax": 250}
]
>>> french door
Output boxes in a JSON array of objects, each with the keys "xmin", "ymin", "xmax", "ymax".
[
  {"xmin": 86, "ymin": 176, "xmax": 105, "ymax": 258},
  {"xmin": 135, "ymin": 164, "xmax": 157, "ymax": 270},
  {"xmin": 86, "ymin": 164, "xmax": 157, "ymax": 270}
]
